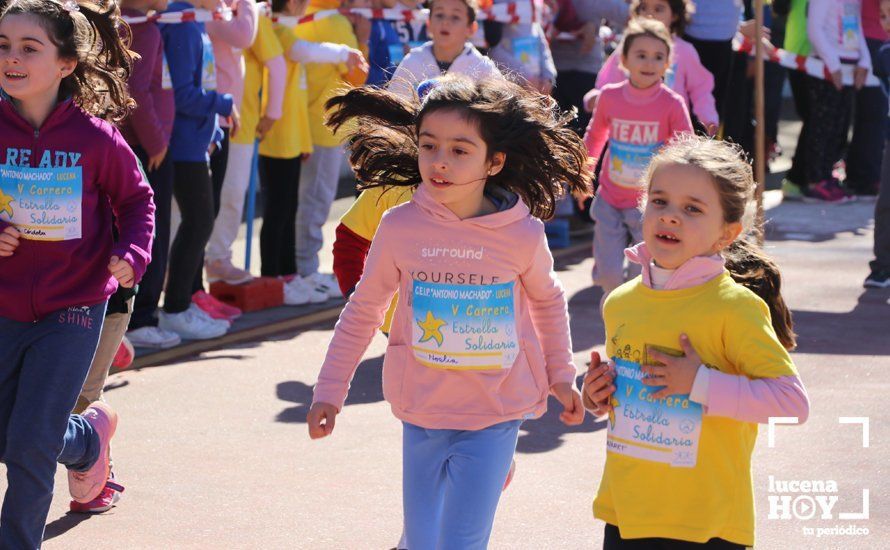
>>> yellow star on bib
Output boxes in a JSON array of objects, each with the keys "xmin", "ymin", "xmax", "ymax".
[
  {"xmin": 0, "ymin": 189, "xmax": 14, "ymax": 218},
  {"xmin": 608, "ymin": 396, "xmax": 620, "ymax": 429},
  {"xmin": 416, "ymin": 310, "xmax": 446, "ymax": 347}
]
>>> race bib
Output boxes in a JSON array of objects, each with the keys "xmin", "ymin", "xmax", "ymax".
[
  {"xmin": 411, "ymin": 280, "xmax": 519, "ymax": 370},
  {"xmin": 839, "ymin": 1, "xmax": 861, "ymax": 54},
  {"xmin": 0, "ymin": 165, "xmax": 83, "ymax": 241},
  {"xmin": 512, "ymin": 36, "xmax": 542, "ymax": 78},
  {"xmin": 663, "ymin": 63, "xmax": 677, "ymax": 89},
  {"xmin": 161, "ymin": 53, "xmax": 173, "ymax": 90},
  {"xmin": 201, "ymin": 34, "xmax": 217, "ymax": 90},
  {"xmin": 606, "ymin": 354, "xmax": 703, "ymax": 468},
  {"xmin": 608, "ymin": 139, "xmax": 661, "ymax": 188}
]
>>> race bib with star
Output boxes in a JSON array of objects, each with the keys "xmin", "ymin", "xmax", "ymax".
[
  {"xmin": 410, "ymin": 280, "xmax": 519, "ymax": 370},
  {"xmin": 0, "ymin": 165, "xmax": 83, "ymax": 241}
]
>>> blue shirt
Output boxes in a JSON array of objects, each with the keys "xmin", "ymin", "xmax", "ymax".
[
  {"xmin": 686, "ymin": 0, "xmax": 744, "ymax": 42},
  {"xmin": 367, "ymin": 19, "xmax": 403, "ymax": 87},
  {"xmin": 159, "ymin": 2, "xmax": 233, "ymax": 162}
]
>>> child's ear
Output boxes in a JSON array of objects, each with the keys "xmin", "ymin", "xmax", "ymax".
[
  {"xmin": 717, "ymin": 221, "xmax": 743, "ymax": 251},
  {"xmin": 488, "ymin": 152, "xmax": 506, "ymax": 176},
  {"xmin": 58, "ymin": 58, "xmax": 77, "ymax": 79}
]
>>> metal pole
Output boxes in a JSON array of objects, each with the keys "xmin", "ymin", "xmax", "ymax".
[
  {"xmin": 244, "ymin": 139, "xmax": 259, "ymax": 271},
  {"xmin": 754, "ymin": 0, "xmax": 766, "ymax": 242}
]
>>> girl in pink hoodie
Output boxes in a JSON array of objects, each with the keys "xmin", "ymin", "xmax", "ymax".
[
  {"xmin": 585, "ymin": 0, "xmax": 718, "ymax": 135},
  {"xmin": 583, "ymin": 136, "xmax": 808, "ymax": 547},
  {"xmin": 583, "ymin": 19, "xmax": 693, "ymax": 303},
  {"xmin": 307, "ymin": 76, "xmax": 590, "ymax": 549}
]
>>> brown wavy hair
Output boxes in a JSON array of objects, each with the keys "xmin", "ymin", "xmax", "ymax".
[
  {"xmin": 1, "ymin": 0, "xmax": 137, "ymax": 122},
  {"xmin": 325, "ymin": 75, "xmax": 592, "ymax": 220},
  {"xmin": 645, "ymin": 135, "xmax": 796, "ymax": 350}
]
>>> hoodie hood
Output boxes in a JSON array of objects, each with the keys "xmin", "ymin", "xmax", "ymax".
[
  {"xmin": 411, "ymin": 182, "xmax": 530, "ymax": 229},
  {"xmin": 625, "ymin": 242, "xmax": 726, "ymax": 291}
]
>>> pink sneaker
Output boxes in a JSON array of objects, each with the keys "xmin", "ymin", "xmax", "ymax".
[
  {"xmin": 192, "ymin": 290, "xmax": 242, "ymax": 321},
  {"xmin": 805, "ymin": 180, "xmax": 855, "ymax": 203},
  {"xmin": 69, "ymin": 402, "xmax": 118, "ymax": 503},
  {"xmin": 111, "ymin": 336, "xmax": 134, "ymax": 369},
  {"xmin": 69, "ymin": 475, "xmax": 124, "ymax": 513}
]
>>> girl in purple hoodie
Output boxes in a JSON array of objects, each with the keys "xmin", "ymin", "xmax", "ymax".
[
  {"xmin": 307, "ymin": 76, "xmax": 590, "ymax": 549},
  {"xmin": 0, "ymin": 0, "xmax": 154, "ymax": 546}
]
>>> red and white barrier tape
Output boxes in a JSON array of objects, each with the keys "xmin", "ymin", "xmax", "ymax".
[
  {"xmin": 123, "ymin": 1, "xmax": 535, "ymax": 26},
  {"xmin": 734, "ymin": 37, "xmax": 880, "ymax": 87}
]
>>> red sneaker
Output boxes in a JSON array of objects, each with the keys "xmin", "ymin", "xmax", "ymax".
[
  {"xmin": 192, "ymin": 290, "xmax": 242, "ymax": 321},
  {"xmin": 69, "ymin": 476, "xmax": 124, "ymax": 514},
  {"xmin": 111, "ymin": 336, "xmax": 134, "ymax": 369}
]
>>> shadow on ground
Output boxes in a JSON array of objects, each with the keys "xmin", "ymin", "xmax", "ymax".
[{"xmin": 792, "ymin": 290, "xmax": 890, "ymax": 356}]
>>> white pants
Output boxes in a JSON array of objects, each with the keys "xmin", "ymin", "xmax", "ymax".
[
  {"xmin": 295, "ymin": 144, "xmax": 343, "ymax": 276},
  {"xmin": 206, "ymin": 142, "xmax": 255, "ymax": 262}
]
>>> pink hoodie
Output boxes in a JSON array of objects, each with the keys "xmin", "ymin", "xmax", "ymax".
[
  {"xmin": 624, "ymin": 243, "xmax": 810, "ymax": 424},
  {"xmin": 592, "ymin": 36, "xmax": 718, "ymax": 127},
  {"xmin": 313, "ymin": 185, "xmax": 577, "ymax": 430}
]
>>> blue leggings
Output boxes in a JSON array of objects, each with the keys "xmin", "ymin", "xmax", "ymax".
[
  {"xmin": 0, "ymin": 303, "xmax": 105, "ymax": 549},
  {"xmin": 402, "ymin": 420, "xmax": 521, "ymax": 550}
]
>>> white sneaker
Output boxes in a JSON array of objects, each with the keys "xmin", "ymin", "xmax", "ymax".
[
  {"xmin": 126, "ymin": 326, "xmax": 182, "ymax": 349},
  {"xmin": 158, "ymin": 304, "xmax": 229, "ymax": 340},
  {"xmin": 191, "ymin": 301, "xmax": 232, "ymax": 327},
  {"xmin": 306, "ymin": 272, "xmax": 342, "ymax": 299},
  {"xmin": 284, "ymin": 276, "xmax": 328, "ymax": 305}
]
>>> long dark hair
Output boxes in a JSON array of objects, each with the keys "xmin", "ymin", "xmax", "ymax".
[
  {"xmin": 325, "ymin": 76, "xmax": 591, "ymax": 220},
  {"xmin": 1, "ymin": 0, "xmax": 136, "ymax": 122},
  {"xmin": 645, "ymin": 135, "xmax": 796, "ymax": 350}
]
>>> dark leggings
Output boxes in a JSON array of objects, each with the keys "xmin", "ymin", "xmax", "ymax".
[
  {"xmin": 165, "ymin": 161, "xmax": 215, "ymax": 313},
  {"xmin": 129, "ymin": 146, "xmax": 174, "ymax": 329},
  {"xmin": 192, "ymin": 128, "xmax": 229, "ymax": 294},
  {"xmin": 683, "ymin": 35, "xmax": 734, "ymax": 122},
  {"xmin": 553, "ymin": 69, "xmax": 598, "ymax": 136},
  {"xmin": 603, "ymin": 524, "xmax": 745, "ymax": 550},
  {"xmin": 785, "ymin": 70, "xmax": 811, "ymax": 187},
  {"xmin": 804, "ymin": 76, "xmax": 853, "ymax": 185},
  {"xmin": 258, "ymin": 155, "xmax": 300, "ymax": 277}
]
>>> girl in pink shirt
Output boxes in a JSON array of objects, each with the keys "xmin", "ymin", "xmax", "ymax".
[
  {"xmin": 586, "ymin": 0, "xmax": 718, "ymax": 134},
  {"xmin": 306, "ymin": 76, "xmax": 590, "ymax": 549},
  {"xmin": 584, "ymin": 18, "xmax": 693, "ymax": 301}
]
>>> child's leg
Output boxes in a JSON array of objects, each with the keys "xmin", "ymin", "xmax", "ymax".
[
  {"xmin": 75, "ymin": 304, "xmax": 133, "ymax": 413},
  {"xmin": 165, "ymin": 162, "xmax": 216, "ymax": 313},
  {"xmin": 804, "ymin": 77, "xmax": 853, "ymax": 185},
  {"xmin": 206, "ymin": 142, "xmax": 256, "ymax": 264},
  {"xmin": 258, "ymin": 156, "xmax": 301, "ymax": 277},
  {"xmin": 402, "ymin": 422, "xmax": 449, "ymax": 550},
  {"xmin": 295, "ymin": 145, "xmax": 342, "ymax": 277},
  {"xmin": 437, "ymin": 420, "xmax": 521, "ymax": 549},
  {"xmin": 0, "ymin": 303, "xmax": 105, "ymax": 549},
  {"xmin": 623, "ymin": 209, "xmax": 645, "ymax": 281},
  {"xmin": 591, "ymin": 196, "xmax": 631, "ymax": 295},
  {"xmin": 129, "ymin": 149, "xmax": 174, "ymax": 330},
  {"xmin": 872, "ymin": 141, "xmax": 890, "ymax": 274}
]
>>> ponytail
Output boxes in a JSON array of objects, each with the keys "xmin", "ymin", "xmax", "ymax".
[{"xmin": 724, "ymin": 238, "xmax": 796, "ymax": 350}]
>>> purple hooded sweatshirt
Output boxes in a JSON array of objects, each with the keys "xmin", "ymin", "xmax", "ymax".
[{"xmin": 0, "ymin": 97, "xmax": 155, "ymax": 322}]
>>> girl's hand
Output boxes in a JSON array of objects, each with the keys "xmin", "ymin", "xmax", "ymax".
[
  {"xmin": 108, "ymin": 255, "xmax": 135, "ymax": 288},
  {"xmin": 831, "ymin": 70, "xmax": 844, "ymax": 91},
  {"xmin": 255, "ymin": 116, "xmax": 276, "ymax": 140},
  {"xmin": 854, "ymin": 66, "xmax": 869, "ymax": 91},
  {"xmin": 307, "ymin": 402, "xmax": 339, "ymax": 439},
  {"xmin": 551, "ymin": 382, "xmax": 585, "ymax": 426},
  {"xmin": 228, "ymin": 105, "xmax": 241, "ymax": 139},
  {"xmin": 582, "ymin": 351, "xmax": 616, "ymax": 416},
  {"xmin": 704, "ymin": 122, "xmax": 719, "ymax": 137},
  {"xmin": 642, "ymin": 334, "xmax": 701, "ymax": 399},
  {"xmin": 345, "ymin": 48, "xmax": 369, "ymax": 73},
  {"xmin": 0, "ymin": 225, "xmax": 21, "ymax": 257},
  {"xmin": 148, "ymin": 146, "xmax": 168, "ymax": 172}
]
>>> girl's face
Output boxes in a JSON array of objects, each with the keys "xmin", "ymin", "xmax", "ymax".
[
  {"xmin": 417, "ymin": 109, "xmax": 504, "ymax": 216},
  {"xmin": 642, "ymin": 163, "xmax": 741, "ymax": 269},
  {"xmin": 635, "ymin": 0, "xmax": 676, "ymax": 34},
  {"xmin": 621, "ymin": 35, "xmax": 670, "ymax": 89},
  {"xmin": 0, "ymin": 14, "xmax": 75, "ymax": 104}
]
